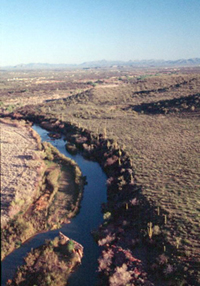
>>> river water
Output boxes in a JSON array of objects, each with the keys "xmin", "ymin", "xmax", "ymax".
[{"xmin": 1, "ymin": 124, "xmax": 107, "ymax": 286}]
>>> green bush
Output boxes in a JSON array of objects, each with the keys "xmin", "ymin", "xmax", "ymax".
[
  {"xmin": 6, "ymin": 104, "xmax": 15, "ymax": 112},
  {"xmin": 66, "ymin": 240, "xmax": 74, "ymax": 253}
]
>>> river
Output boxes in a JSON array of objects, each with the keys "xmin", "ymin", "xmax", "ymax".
[{"xmin": 1, "ymin": 124, "xmax": 107, "ymax": 286}]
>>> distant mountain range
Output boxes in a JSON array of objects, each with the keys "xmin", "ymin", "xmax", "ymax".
[{"xmin": 1, "ymin": 58, "xmax": 200, "ymax": 70}]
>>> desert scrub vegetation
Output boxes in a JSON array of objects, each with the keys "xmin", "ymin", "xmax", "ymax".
[
  {"xmin": 6, "ymin": 233, "xmax": 83, "ymax": 286},
  {"xmin": 1, "ymin": 133, "xmax": 84, "ymax": 260},
  {"xmin": 2, "ymin": 69, "xmax": 200, "ymax": 284},
  {"xmin": 31, "ymin": 140, "xmax": 84, "ymax": 228},
  {"xmin": 42, "ymin": 141, "xmax": 82, "ymax": 185},
  {"xmin": 1, "ymin": 218, "xmax": 36, "ymax": 260}
]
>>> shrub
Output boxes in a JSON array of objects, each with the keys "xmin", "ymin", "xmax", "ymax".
[
  {"xmin": 6, "ymin": 104, "xmax": 15, "ymax": 112},
  {"xmin": 14, "ymin": 218, "xmax": 35, "ymax": 239},
  {"xmin": 66, "ymin": 240, "xmax": 74, "ymax": 253},
  {"xmin": 109, "ymin": 264, "xmax": 133, "ymax": 286},
  {"xmin": 98, "ymin": 249, "xmax": 114, "ymax": 272},
  {"xmin": 98, "ymin": 234, "xmax": 116, "ymax": 246},
  {"xmin": 42, "ymin": 142, "xmax": 54, "ymax": 161},
  {"xmin": 103, "ymin": 212, "xmax": 112, "ymax": 220}
]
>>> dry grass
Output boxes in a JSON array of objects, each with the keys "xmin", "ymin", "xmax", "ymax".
[{"xmin": 0, "ymin": 118, "xmax": 44, "ymax": 227}]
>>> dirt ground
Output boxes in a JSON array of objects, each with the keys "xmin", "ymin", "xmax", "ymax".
[{"xmin": 0, "ymin": 118, "xmax": 41, "ymax": 227}]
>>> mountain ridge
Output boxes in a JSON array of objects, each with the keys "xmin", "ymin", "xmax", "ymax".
[{"xmin": 1, "ymin": 58, "xmax": 200, "ymax": 70}]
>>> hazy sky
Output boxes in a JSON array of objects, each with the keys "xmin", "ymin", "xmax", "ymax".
[{"xmin": 1, "ymin": 0, "xmax": 200, "ymax": 66}]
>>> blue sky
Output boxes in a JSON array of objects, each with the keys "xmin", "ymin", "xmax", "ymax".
[{"xmin": 1, "ymin": 0, "xmax": 200, "ymax": 65}]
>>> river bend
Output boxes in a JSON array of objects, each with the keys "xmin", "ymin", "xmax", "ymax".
[{"xmin": 1, "ymin": 124, "xmax": 107, "ymax": 286}]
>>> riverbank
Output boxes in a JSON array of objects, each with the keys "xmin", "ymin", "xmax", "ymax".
[
  {"xmin": 1, "ymin": 118, "xmax": 85, "ymax": 265},
  {"xmin": 6, "ymin": 232, "xmax": 84, "ymax": 286},
  {"xmin": 2, "ymin": 123, "xmax": 107, "ymax": 286}
]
